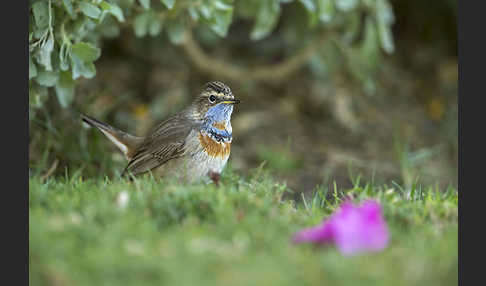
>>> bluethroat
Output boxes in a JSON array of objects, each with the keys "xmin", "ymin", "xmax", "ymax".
[{"xmin": 81, "ymin": 81, "xmax": 239, "ymax": 184}]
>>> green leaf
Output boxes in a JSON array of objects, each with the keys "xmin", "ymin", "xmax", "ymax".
[
  {"xmin": 299, "ymin": 0, "xmax": 316, "ymax": 13},
  {"xmin": 98, "ymin": 19, "xmax": 121, "ymax": 38},
  {"xmin": 377, "ymin": 20, "xmax": 394, "ymax": 54},
  {"xmin": 31, "ymin": 1, "xmax": 49, "ymax": 29},
  {"xmin": 250, "ymin": 0, "xmax": 281, "ymax": 41},
  {"xmin": 161, "ymin": 0, "xmax": 176, "ymax": 10},
  {"xmin": 199, "ymin": 5, "xmax": 211, "ymax": 19},
  {"xmin": 71, "ymin": 42, "xmax": 101, "ymax": 62},
  {"xmin": 376, "ymin": 0, "xmax": 394, "ymax": 54},
  {"xmin": 35, "ymin": 68, "xmax": 59, "ymax": 87},
  {"xmin": 342, "ymin": 11, "xmax": 360, "ymax": 43},
  {"xmin": 149, "ymin": 18, "xmax": 163, "ymax": 36},
  {"xmin": 188, "ymin": 6, "xmax": 199, "ymax": 20},
  {"xmin": 376, "ymin": 0, "xmax": 394, "ymax": 23},
  {"xmin": 79, "ymin": 2, "xmax": 102, "ymax": 19},
  {"xmin": 59, "ymin": 42, "xmax": 71, "ymax": 71},
  {"xmin": 345, "ymin": 18, "xmax": 381, "ymax": 96},
  {"xmin": 235, "ymin": 0, "xmax": 259, "ymax": 18},
  {"xmin": 361, "ymin": 18, "xmax": 378, "ymax": 59},
  {"xmin": 29, "ymin": 55, "xmax": 38, "ymax": 80},
  {"xmin": 213, "ymin": 0, "xmax": 233, "ymax": 11},
  {"xmin": 55, "ymin": 71, "xmax": 75, "ymax": 108},
  {"xmin": 167, "ymin": 19, "xmax": 186, "ymax": 44},
  {"xmin": 209, "ymin": 6, "xmax": 233, "ymax": 37},
  {"xmin": 29, "ymin": 83, "xmax": 48, "ymax": 108},
  {"xmin": 37, "ymin": 33, "xmax": 54, "ymax": 71},
  {"xmin": 335, "ymin": 0, "xmax": 358, "ymax": 12},
  {"xmin": 133, "ymin": 12, "xmax": 151, "ymax": 37},
  {"xmin": 318, "ymin": 0, "xmax": 334, "ymax": 22},
  {"xmin": 62, "ymin": 0, "xmax": 76, "ymax": 19},
  {"xmin": 139, "ymin": 0, "xmax": 151, "ymax": 9},
  {"xmin": 69, "ymin": 42, "xmax": 100, "ymax": 79},
  {"xmin": 70, "ymin": 54, "xmax": 96, "ymax": 79},
  {"xmin": 100, "ymin": 1, "xmax": 125, "ymax": 22}
]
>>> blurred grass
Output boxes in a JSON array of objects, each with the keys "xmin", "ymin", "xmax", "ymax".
[{"xmin": 29, "ymin": 168, "xmax": 457, "ymax": 286}]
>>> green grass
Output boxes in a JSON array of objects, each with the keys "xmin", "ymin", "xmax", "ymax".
[{"xmin": 29, "ymin": 169, "xmax": 457, "ymax": 286}]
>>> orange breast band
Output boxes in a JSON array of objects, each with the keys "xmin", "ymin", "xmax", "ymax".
[{"xmin": 198, "ymin": 132, "xmax": 231, "ymax": 158}]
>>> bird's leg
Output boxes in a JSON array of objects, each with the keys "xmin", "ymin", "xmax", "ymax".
[{"xmin": 208, "ymin": 171, "xmax": 221, "ymax": 186}]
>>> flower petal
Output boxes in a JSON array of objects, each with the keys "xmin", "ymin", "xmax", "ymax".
[
  {"xmin": 292, "ymin": 222, "xmax": 332, "ymax": 244},
  {"xmin": 292, "ymin": 200, "xmax": 389, "ymax": 255}
]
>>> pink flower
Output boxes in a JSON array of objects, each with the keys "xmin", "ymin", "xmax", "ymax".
[{"xmin": 293, "ymin": 200, "xmax": 389, "ymax": 256}]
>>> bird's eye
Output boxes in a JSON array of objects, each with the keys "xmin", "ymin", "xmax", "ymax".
[{"xmin": 209, "ymin": 95, "xmax": 217, "ymax": 103}]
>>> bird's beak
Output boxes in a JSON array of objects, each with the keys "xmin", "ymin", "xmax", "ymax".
[{"xmin": 220, "ymin": 98, "xmax": 240, "ymax": 105}]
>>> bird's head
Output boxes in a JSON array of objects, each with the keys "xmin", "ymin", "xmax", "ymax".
[{"xmin": 191, "ymin": 81, "xmax": 239, "ymax": 129}]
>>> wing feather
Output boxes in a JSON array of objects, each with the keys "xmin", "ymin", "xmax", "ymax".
[{"xmin": 122, "ymin": 113, "xmax": 198, "ymax": 176}]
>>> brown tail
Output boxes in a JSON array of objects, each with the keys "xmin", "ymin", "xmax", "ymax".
[{"xmin": 81, "ymin": 114, "xmax": 144, "ymax": 160}]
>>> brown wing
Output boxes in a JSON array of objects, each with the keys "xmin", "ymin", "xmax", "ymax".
[{"xmin": 121, "ymin": 113, "xmax": 198, "ymax": 176}]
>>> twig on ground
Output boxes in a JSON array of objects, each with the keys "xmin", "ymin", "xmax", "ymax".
[{"xmin": 41, "ymin": 158, "xmax": 59, "ymax": 181}]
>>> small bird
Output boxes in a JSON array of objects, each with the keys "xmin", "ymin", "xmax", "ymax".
[{"xmin": 81, "ymin": 81, "xmax": 239, "ymax": 184}]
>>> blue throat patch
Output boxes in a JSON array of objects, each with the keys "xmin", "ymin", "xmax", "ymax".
[
  {"xmin": 203, "ymin": 104, "xmax": 233, "ymax": 140},
  {"xmin": 205, "ymin": 104, "xmax": 233, "ymax": 123}
]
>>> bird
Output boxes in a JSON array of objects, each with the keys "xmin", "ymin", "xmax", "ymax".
[{"xmin": 81, "ymin": 81, "xmax": 239, "ymax": 184}]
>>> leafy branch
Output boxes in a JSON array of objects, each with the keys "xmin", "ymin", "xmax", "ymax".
[{"xmin": 29, "ymin": 0, "xmax": 395, "ymax": 115}]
